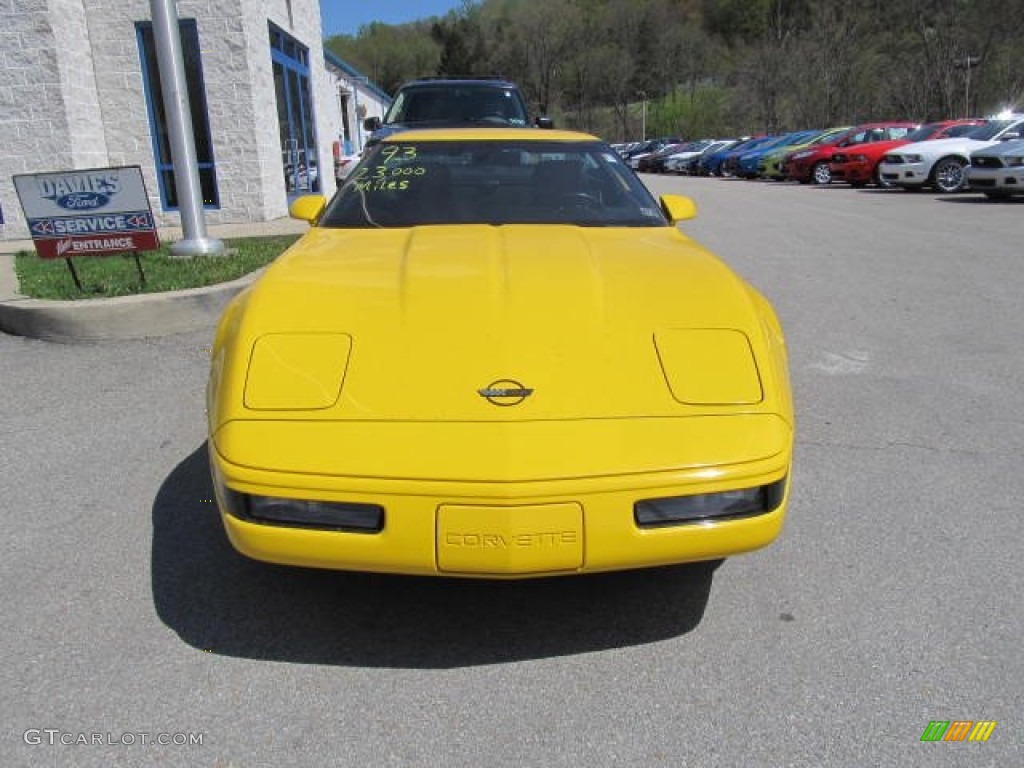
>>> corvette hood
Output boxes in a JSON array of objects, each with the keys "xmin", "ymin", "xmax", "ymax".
[{"xmin": 221, "ymin": 225, "xmax": 782, "ymax": 422}]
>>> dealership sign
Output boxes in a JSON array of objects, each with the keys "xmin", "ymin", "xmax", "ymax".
[{"xmin": 13, "ymin": 166, "xmax": 160, "ymax": 259}]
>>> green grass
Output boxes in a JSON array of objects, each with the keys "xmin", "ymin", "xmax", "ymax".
[{"xmin": 14, "ymin": 235, "xmax": 301, "ymax": 300}]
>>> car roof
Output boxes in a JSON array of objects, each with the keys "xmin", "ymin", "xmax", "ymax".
[
  {"xmin": 382, "ymin": 128, "xmax": 599, "ymax": 143},
  {"xmin": 400, "ymin": 77, "xmax": 519, "ymax": 88}
]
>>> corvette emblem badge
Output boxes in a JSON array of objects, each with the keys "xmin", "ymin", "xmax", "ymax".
[{"xmin": 478, "ymin": 379, "xmax": 534, "ymax": 406}]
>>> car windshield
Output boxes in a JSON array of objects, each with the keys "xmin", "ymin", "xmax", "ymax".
[
  {"xmin": 383, "ymin": 85, "xmax": 528, "ymax": 127},
  {"xmin": 320, "ymin": 140, "xmax": 670, "ymax": 229},
  {"xmin": 744, "ymin": 137, "xmax": 776, "ymax": 150},
  {"xmin": 807, "ymin": 128, "xmax": 848, "ymax": 145},
  {"xmin": 943, "ymin": 123, "xmax": 986, "ymax": 138},
  {"xmin": 965, "ymin": 119, "xmax": 1017, "ymax": 140},
  {"xmin": 904, "ymin": 123, "xmax": 943, "ymax": 142},
  {"xmin": 783, "ymin": 130, "xmax": 819, "ymax": 145},
  {"xmin": 754, "ymin": 134, "xmax": 792, "ymax": 150}
]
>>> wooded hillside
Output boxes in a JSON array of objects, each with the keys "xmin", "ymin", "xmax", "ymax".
[{"xmin": 326, "ymin": 0, "xmax": 1024, "ymax": 141}]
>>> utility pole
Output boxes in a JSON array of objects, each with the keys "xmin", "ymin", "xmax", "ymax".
[
  {"xmin": 151, "ymin": 0, "xmax": 223, "ymax": 257},
  {"xmin": 954, "ymin": 55, "xmax": 982, "ymax": 118},
  {"xmin": 637, "ymin": 91, "xmax": 647, "ymax": 140}
]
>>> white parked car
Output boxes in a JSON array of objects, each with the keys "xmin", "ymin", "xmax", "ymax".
[
  {"xmin": 967, "ymin": 139, "xmax": 1024, "ymax": 199},
  {"xmin": 662, "ymin": 140, "xmax": 717, "ymax": 173},
  {"xmin": 877, "ymin": 116, "xmax": 1024, "ymax": 193}
]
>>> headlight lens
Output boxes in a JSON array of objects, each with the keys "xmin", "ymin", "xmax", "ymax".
[
  {"xmin": 903, "ymin": 154, "xmax": 923, "ymax": 163},
  {"xmin": 792, "ymin": 150, "xmax": 813, "ymax": 160},
  {"xmin": 634, "ymin": 477, "xmax": 787, "ymax": 528},
  {"xmin": 1005, "ymin": 156, "xmax": 1024, "ymax": 167},
  {"xmin": 851, "ymin": 154, "xmax": 867, "ymax": 162},
  {"xmin": 218, "ymin": 485, "xmax": 385, "ymax": 532}
]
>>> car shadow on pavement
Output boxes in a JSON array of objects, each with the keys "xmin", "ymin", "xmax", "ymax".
[
  {"xmin": 152, "ymin": 443, "xmax": 719, "ymax": 668},
  {"xmin": 935, "ymin": 195, "xmax": 1024, "ymax": 204}
]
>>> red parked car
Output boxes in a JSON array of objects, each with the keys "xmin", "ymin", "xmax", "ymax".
[
  {"xmin": 784, "ymin": 122, "xmax": 918, "ymax": 184},
  {"xmin": 830, "ymin": 119, "xmax": 987, "ymax": 187}
]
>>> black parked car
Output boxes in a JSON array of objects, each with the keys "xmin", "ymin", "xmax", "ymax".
[
  {"xmin": 625, "ymin": 138, "xmax": 683, "ymax": 170},
  {"xmin": 363, "ymin": 77, "xmax": 553, "ymax": 151},
  {"xmin": 637, "ymin": 142, "xmax": 689, "ymax": 173}
]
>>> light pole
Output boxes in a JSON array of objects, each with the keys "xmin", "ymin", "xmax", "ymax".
[
  {"xmin": 150, "ymin": 0, "xmax": 223, "ymax": 257},
  {"xmin": 954, "ymin": 55, "xmax": 981, "ymax": 117},
  {"xmin": 637, "ymin": 90, "xmax": 647, "ymax": 140}
]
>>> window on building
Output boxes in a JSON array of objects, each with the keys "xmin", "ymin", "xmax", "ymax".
[
  {"xmin": 269, "ymin": 23, "xmax": 320, "ymax": 198},
  {"xmin": 137, "ymin": 19, "xmax": 220, "ymax": 210}
]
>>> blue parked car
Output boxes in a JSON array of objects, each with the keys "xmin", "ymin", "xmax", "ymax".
[
  {"xmin": 736, "ymin": 130, "xmax": 821, "ymax": 178},
  {"xmin": 719, "ymin": 136, "xmax": 779, "ymax": 177},
  {"xmin": 700, "ymin": 136, "xmax": 760, "ymax": 176}
]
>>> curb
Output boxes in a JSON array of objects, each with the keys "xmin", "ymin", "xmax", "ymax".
[{"xmin": 0, "ymin": 269, "xmax": 260, "ymax": 343}]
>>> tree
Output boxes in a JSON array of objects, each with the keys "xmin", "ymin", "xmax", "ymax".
[
  {"xmin": 432, "ymin": 4, "xmax": 489, "ymax": 76},
  {"xmin": 324, "ymin": 0, "xmax": 1023, "ymax": 138},
  {"xmin": 325, "ymin": 22, "xmax": 441, "ymax": 95}
]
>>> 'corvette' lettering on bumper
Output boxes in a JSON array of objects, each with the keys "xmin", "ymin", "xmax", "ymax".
[{"xmin": 445, "ymin": 531, "xmax": 578, "ymax": 548}]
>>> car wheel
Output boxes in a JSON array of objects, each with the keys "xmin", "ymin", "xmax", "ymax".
[
  {"xmin": 811, "ymin": 161, "xmax": 831, "ymax": 185},
  {"xmin": 873, "ymin": 165, "xmax": 893, "ymax": 188},
  {"xmin": 930, "ymin": 157, "xmax": 966, "ymax": 193}
]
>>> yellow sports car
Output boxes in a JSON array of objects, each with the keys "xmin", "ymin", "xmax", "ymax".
[{"xmin": 207, "ymin": 128, "xmax": 793, "ymax": 578}]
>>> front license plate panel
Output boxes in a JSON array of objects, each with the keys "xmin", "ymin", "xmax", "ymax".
[{"xmin": 437, "ymin": 503, "xmax": 584, "ymax": 575}]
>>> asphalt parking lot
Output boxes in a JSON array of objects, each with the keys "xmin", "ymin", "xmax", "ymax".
[{"xmin": 2, "ymin": 177, "xmax": 1020, "ymax": 767}]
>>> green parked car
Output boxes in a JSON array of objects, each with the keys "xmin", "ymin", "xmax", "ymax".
[{"xmin": 761, "ymin": 127, "xmax": 851, "ymax": 180}]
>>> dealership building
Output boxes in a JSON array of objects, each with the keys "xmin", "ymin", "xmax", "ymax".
[{"xmin": 0, "ymin": 0, "xmax": 390, "ymax": 242}]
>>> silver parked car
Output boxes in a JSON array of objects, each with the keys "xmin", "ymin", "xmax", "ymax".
[{"xmin": 967, "ymin": 139, "xmax": 1024, "ymax": 199}]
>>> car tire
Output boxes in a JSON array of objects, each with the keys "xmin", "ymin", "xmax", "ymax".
[
  {"xmin": 811, "ymin": 161, "xmax": 831, "ymax": 185},
  {"xmin": 873, "ymin": 165, "xmax": 893, "ymax": 188},
  {"xmin": 930, "ymin": 157, "xmax": 967, "ymax": 193}
]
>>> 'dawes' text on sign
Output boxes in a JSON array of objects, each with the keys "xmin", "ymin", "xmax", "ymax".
[{"xmin": 13, "ymin": 166, "xmax": 160, "ymax": 259}]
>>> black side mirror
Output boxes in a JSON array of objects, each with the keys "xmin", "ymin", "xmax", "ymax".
[
  {"xmin": 535, "ymin": 116, "xmax": 554, "ymax": 129},
  {"xmin": 363, "ymin": 116, "xmax": 381, "ymax": 131}
]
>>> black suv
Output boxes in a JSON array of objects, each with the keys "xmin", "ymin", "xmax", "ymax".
[{"xmin": 363, "ymin": 77, "xmax": 553, "ymax": 150}]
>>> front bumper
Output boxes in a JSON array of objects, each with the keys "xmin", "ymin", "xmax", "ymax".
[
  {"xmin": 761, "ymin": 158, "xmax": 784, "ymax": 178},
  {"xmin": 210, "ymin": 416, "xmax": 792, "ymax": 578},
  {"xmin": 830, "ymin": 161, "xmax": 870, "ymax": 183},
  {"xmin": 966, "ymin": 167, "xmax": 1024, "ymax": 194},
  {"xmin": 785, "ymin": 159, "xmax": 817, "ymax": 181},
  {"xmin": 878, "ymin": 159, "xmax": 931, "ymax": 187}
]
